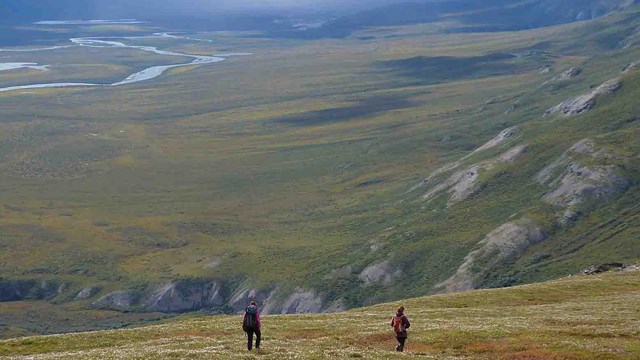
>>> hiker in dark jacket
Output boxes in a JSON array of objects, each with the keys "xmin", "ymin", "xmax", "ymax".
[
  {"xmin": 242, "ymin": 301, "xmax": 261, "ymax": 351},
  {"xmin": 390, "ymin": 306, "xmax": 411, "ymax": 352}
]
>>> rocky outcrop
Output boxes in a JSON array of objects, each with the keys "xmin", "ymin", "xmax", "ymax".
[
  {"xmin": 0, "ymin": 279, "xmax": 36, "ymax": 302},
  {"xmin": 545, "ymin": 78, "xmax": 622, "ymax": 116},
  {"xmin": 620, "ymin": 25, "xmax": 640, "ymax": 49},
  {"xmin": 359, "ymin": 261, "xmax": 400, "ymax": 286},
  {"xmin": 281, "ymin": 290, "xmax": 323, "ymax": 314},
  {"xmin": 422, "ymin": 165, "xmax": 479, "ymax": 205},
  {"xmin": 557, "ymin": 67, "xmax": 582, "ymax": 80},
  {"xmin": 536, "ymin": 139, "xmax": 630, "ymax": 221},
  {"xmin": 410, "ymin": 127, "xmax": 519, "ymax": 194},
  {"xmin": 229, "ymin": 287, "xmax": 274, "ymax": 312},
  {"xmin": 324, "ymin": 265, "xmax": 354, "ymax": 280},
  {"xmin": 622, "ymin": 62, "xmax": 637, "ymax": 74},
  {"xmin": 582, "ymin": 263, "xmax": 626, "ymax": 275},
  {"xmin": 498, "ymin": 145, "xmax": 528, "ymax": 163},
  {"xmin": 75, "ymin": 286, "xmax": 101, "ymax": 300},
  {"xmin": 0, "ymin": 279, "xmax": 65, "ymax": 302},
  {"xmin": 438, "ymin": 219, "xmax": 546, "ymax": 293},
  {"xmin": 544, "ymin": 67, "xmax": 582, "ymax": 84},
  {"xmin": 92, "ymin": 291, "xmax": 134, "ymax": 310},
  {"xmin": 472, "ymin": 127, "xmax": 518, "ymax": 154},
  {"xmin": 324, "ymin": 298, "xmax": 347, "ymax": 313},
  {"xmin": 144, "ymin": 280, "xmax": 224, "ymax": 313},
  {"xmin": 423, "ymin": 145, "xmax": 527, "ymax": 206},
  {"xmin": 542, "ymin": 164, "xmax": 629, "ymax": 207}
]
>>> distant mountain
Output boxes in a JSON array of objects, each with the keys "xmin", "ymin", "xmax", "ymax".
[{"xmin": 282, "ymin": 0, "xmax": 640, "ymax": 38}]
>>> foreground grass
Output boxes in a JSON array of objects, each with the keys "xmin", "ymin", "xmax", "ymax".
[{"xmin": 1, "ymin": 271, "xmax": 638, "ymax": 359}]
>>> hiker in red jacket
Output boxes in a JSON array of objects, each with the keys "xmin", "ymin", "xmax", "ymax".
[
  {"xmin": 390, "ymin": 306, "xmax": 411, "ymax": 352},
  {"xmin": 242, "ymin": 301, "xmax": 261, "ymax": 351}
]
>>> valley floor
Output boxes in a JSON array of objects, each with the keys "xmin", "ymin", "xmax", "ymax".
[{"xmin": 1, "ymin": 271, "xmax": 638, "ymax": 359}]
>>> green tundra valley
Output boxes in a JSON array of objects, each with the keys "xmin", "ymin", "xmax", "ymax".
[{"xmin": 0, "ymin": 0, "xmax": 639, "ymax": 357}]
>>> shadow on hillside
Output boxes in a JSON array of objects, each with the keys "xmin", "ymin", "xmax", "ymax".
[
  {"xmin": 377, "ymin": 53, "xmax": 542, "ymax": 85},
  {"xmin": 273, "ymin": 94, "xmax": 416, "ymax": 126}
]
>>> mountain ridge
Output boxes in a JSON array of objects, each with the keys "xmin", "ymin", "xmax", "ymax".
[{"xmin": 284, "ymin": 0, "xmax": 640, "ymax": 38}]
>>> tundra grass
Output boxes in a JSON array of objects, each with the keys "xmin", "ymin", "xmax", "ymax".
[{"xmin": 1, "ymin": 271, "xmax": 639, "ymax": 359}]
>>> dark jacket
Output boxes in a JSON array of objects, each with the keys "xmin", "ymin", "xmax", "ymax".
[
  {"xmin": 390, "ymin": 312, "xmax": 411, "ymax": 338},
  {"xmin": 242, "ymin": 305, "xmax": 261, "ymax": 331}
]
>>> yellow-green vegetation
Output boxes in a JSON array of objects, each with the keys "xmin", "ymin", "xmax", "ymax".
[
  {"xmin": 1, "ymin": 271, "xmax": 639, "ymax": 359},
  {"xmin": 1, "ymin": 4, "xmax": 640, "ymax": 337}
]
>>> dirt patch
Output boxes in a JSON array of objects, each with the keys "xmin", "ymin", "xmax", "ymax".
[
  {"xmin": 172, "ymin": 331, "xmax": 232, "ymax": 338},
  {"xmin": 358, "ymin": 332, "xmax": 399, "ymax": 350},
  {"xmin": 282, "ymin": 328, "xmax": 327, "ymax": 340},
  {"xmin": 504, "ymin": 350, "xmax": 570, "ymax": 360},
  {"xmin": 466, "ymin": 341, "xmax": 510, "ymax": 353}
]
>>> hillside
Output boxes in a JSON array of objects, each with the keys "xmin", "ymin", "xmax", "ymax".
[
  {"xmin": 1, "ymin": 271, "xmax": 639, "ymax": 359},
  {"xmin": 1, "ymin": 0, "xmax": 640, "ymax": 338},
  {"xmin": 285, "ymin": 0, "xmax": 640, "ymax": 38}
]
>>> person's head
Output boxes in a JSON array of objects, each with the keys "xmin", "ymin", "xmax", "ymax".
[
  {"xmin": 250, "ymin": 301, "xmax": 257, "ymax": 306},
  {"xmin": 397, "ymin": 306, "xmax": 405, "ymax": 315}
]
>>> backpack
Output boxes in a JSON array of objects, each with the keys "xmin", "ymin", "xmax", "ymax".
[
  {"xmin": 244, "ymin": 305, "xmax": 258, "ymax": 329},
  {"xmin": 392, "ymin": 315, "xmax": 405, "ymax": 334}
]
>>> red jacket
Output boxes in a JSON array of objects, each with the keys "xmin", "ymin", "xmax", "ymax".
[
  {"xmin": 390, "ymin": 312, "xmax": 410, "ymax": 338},
  {"xmin": 242, "ymin": 305, "xmax": 261, "ymax": 330}
]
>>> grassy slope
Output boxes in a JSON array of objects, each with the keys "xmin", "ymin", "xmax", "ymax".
[
  {"xmin": 0, "ymin": 7, "xmax": 640, "ymax": 336},
  {"xmin": 1, "ymin": 271, "xmax": 639, "ymax": 359}
]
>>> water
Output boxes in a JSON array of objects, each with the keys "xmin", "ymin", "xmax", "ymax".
[
  {"xmin": 0, "ymin": 63, "xmax": 49, "ymax": 71},
  {"xmin": 35, "ymin": 19, "xmax": 144, "ymax": 25},
  {"xmin": 0, "ymin": 33, "xmax": 247, "ymax": 93}
]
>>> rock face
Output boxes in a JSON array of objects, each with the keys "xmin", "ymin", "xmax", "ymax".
[
  {"xmin": 621, "ymin": 62, "xmax": 637, "ymax": 73},
  {"xmin": 324, "ymin": 266, "xmax": 354, "ymax": 281},
  {"xmin": 85, "ymin": 279, "xmax": 329, "ymax": 315},
  {"xmin": 281, "ymin": 290, "xmax": 323, "ymax": 314},
  {"xmin": 0, "ymin": 279, "xmax": 35, "ymax": 302},
  {"xmin": 410, "ymin": 127, "xmax": 519, "ymax": 194},
  {"xmin": 545, "ymin": 78, "xmax": 622, "ymax": 116},
  {"xmin": 359, "ymin": 261, "xmax": 399, "ymax": 286},
  {"xmin": 536, "ymin": 139, "xmax": 629, "ymax": 221},
  {"xmin": 472, "ymin": 127, "xmax": 518, "ymax": 154},
  {"xmin": 145, "ymin": 280, "xmax": 224, "ymax": 313},
  {"xmin": 499, "ymin": 145, "xmax": 528, "ymax": 163},
  {"xmin": 75, "ymin": 286, "xmax": 101, "ymax": 300},
  {"xmin": 620, "ymin": 25, "xmax": 640, "ymax": 48},
  {"xmin": 438, "ymin": 219, "xmax": 546, "ymax": 293},
  {"xmin": 557, "ymin": 67, "xmax": 582, "ymax": 80},
  {"xmin": 0, "ymin": 279, "xmax": 65, "ymax": 302},
  {"xmin": 324, "ymin": 298, "xmax": 347, "ymax": 313},
  {"xmin": 542, "ymin": 164, "xmax": 629, "ymax": 207},
  {"xmin": 582, "ymin": 263, "xmax": 626, "ymax": 275},
  {"xmin": 423, "ymin": 145, "xmax": 526, "ymax": 206},
  {"xmin": 229, "ymin": 287, "xmax": 274, "ymax": 312},
  {"xmin": 92, "ymin": 291, "xmax": 134, "ymax": 310},
  {"xmin": 547, "ymin": 67, "xmax": 582, "ymax": 83}
]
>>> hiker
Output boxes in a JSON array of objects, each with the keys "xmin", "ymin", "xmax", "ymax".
[
  {"xmin": 390, "ymin": 306, "xmax": 411, "ymax": 352},
  {"xmin": 242, "ymin": 301, "xmax": 261, "ymax": 351}
]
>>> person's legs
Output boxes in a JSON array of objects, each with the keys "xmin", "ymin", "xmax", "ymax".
[
  {"xmin": 255, "ymin": 329, "xmax": 261, "ymax": 349},
  {"xmin": 396, "ymin": 337, "xmax": 406, "ymax": 352},
  {"xmin": 247, "ymin": 329, "xmax": 254, "ymax": 350}
]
